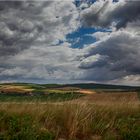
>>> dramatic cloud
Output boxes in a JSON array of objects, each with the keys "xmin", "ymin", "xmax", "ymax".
[
  {"xmin": 81, "ymin": 0, "xmax": 140, "ymax": 29},
  {"xmin": 0, "ymin": 0, "xmax": 79, "ymax": 57},
  {"xmin": 0, "ymin": 42, "xmax": 84, "ymax": 82},
  {"xmin": 0, "ymin": 0, "xmax": 140, "ymax": 85},
  {"xmin": 79, "ymin": 29, "xmax": 140, "ymax": 82},
  {"xmin": 0, "ymin": 0, "xmax": 81, "ymax": 83}
]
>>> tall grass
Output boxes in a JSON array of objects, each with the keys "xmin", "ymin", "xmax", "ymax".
[{"xmin": 0, "ymin": 101, "xmax": 139, "ymax": 140}]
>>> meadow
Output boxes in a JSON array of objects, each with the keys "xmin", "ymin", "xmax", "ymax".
[{"xmin": 0, "ymin": 83, "xmax": 139, "ymax": 140}]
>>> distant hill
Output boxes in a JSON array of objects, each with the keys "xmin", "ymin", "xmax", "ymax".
[
  {"xmin": 1, "ymin": 82, "xmax": 140, "ymax": 91},
  {"xmin": 64, "ymin": 83, "xmax": 140, "ymax": 91}
]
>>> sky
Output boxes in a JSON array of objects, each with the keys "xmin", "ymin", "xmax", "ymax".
[{"xmin": 0, "ymin": 0, "xmax": 140, "ymax": 86}]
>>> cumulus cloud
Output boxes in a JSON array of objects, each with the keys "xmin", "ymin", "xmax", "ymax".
[
  {"xmin": 0, "ymin": 0, "xmax": 140, "ymax": 85},
  {"xmin": 0, "ymin": 0, "xmax": 82, "ymax": 83},
  {"xmin": 0, "ymin": 42, "xmax": 84, "ymax": 82},
  {"xmin": 108, "ymin": 75, "xmax": 140, "ymax": 86},
  {"xmin": 0, "ymin": 0, "xmax": 80, "ymax": 57},
  {"xmin": 81, "ymin": 0, "xmax": 140, "ymax": 29},
  {"xmin": 79, "ymin": 30, "xmax": 140, "ymax": 82},
  {"xmin": 74, "ymin": 0, "xmax": 140, "ymax": 85}
]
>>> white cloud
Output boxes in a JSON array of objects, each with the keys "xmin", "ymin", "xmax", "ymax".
[
  {"xmin": 0, "ymin": 0, "xmax": 82, "ymax": 82},
  {"xmin": 80, "ymin": 0, "xmax": 140, "ymax": 29},
  {"xmin": 1, "ymin": 42, "xmax": 83, "ymax": 81},
  {"xmin": 0, "ymin": 1, "xmax": 80, "ymax": 57},
  {"xmin": 0, "ymin": 0, "xmax": 140, "ymax": 86}
]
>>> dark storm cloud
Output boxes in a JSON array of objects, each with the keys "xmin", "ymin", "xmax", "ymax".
[
  {"xmin": 81, "ymin": 0, "xmax": 140, "ymax": 29},
  {"xmin": 77, "ymin": 0, "xmax": 140, "ymax": 84},
  {"xmin": 79, "ymin": 31, "xmax": 140, "ymax": 81}
]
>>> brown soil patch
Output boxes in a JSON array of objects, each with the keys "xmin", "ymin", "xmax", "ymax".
[{"xmin": 77, "ymin": 89, "xmax": 96, "ymax": 94}]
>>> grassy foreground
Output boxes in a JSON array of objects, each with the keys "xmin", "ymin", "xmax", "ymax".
[
  {"xmin": 0, "ymin": 102, "xmax": 139, "ymax": 140},
  {"xmin": 0, "ymin": 93, "xmax": 84, "ymax": 102},
  {"xmin": 0, "ymin": 83, "xmax": 140, "ymax": 140}
]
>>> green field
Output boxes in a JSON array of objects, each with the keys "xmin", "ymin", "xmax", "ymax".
[{"xmin": 0, "ymin": 93, "xmax": 84, "ymax": 102}]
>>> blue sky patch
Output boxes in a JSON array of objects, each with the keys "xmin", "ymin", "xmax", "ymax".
[{"xmin": 66, "ymin": 27, "xmax": 111, "ymax": 48}]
